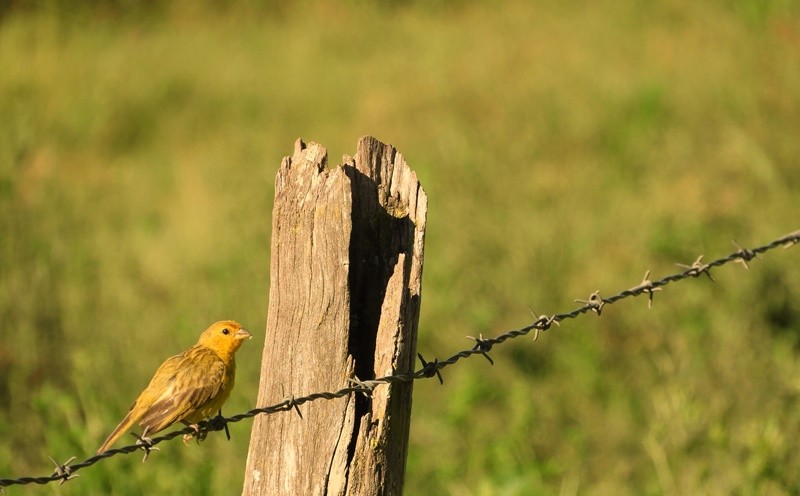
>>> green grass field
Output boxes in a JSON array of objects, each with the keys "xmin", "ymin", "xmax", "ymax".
[{"xmin": 2, "ymin": 1, "xmax": 800, "ymax": 494}]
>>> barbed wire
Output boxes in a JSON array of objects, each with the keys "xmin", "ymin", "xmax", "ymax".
[{"xmin": 1, "ymin": 229, "xmax": 798, "ymax": 490}]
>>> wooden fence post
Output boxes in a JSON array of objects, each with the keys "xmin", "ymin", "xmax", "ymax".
[{"xmin": 242, "ymin": 136, "xmax": 427, "ymax": 495}]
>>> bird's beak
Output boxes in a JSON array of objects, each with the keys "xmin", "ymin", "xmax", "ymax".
[{"xmin": 236, "ymin": 328, "xmax": 252, "ymax": 341}]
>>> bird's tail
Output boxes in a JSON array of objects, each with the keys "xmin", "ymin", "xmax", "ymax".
[{"xmin": 96, "ymin": 410, "xmax": 138, "ymax": 454}]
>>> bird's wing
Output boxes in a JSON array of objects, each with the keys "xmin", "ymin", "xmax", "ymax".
[{"xmin": 137, "ymin": 347, "xmax": 227, "ymax": 434}]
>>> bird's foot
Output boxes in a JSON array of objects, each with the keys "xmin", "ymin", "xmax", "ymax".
[
  {"xmin": 131, "ymin": 428, "xmax": 160, "ymax": 463},
  {"xmin": 182, "ymin": 423, "xmax": 208, "ymax": 445}
]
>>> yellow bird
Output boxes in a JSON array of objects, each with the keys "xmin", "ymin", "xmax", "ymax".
[{"xmin": 97, "ymin": 320, "xmax": 252, "ymax": 454}]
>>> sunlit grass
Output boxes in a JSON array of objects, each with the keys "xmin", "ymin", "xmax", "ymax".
[{"xmin": 1, "ymin": 1, "xmax": 799, "ymax": 494}]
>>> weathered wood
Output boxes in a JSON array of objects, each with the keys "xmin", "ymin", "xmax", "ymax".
[{"xmin": 242, "ymin": 136, "xmax": 427, "ymax": 496}]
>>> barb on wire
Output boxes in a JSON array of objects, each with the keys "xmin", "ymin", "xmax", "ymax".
[
  {"xmin": 49, "ymin": 456, "xmax": 79, "ymax": 485},
  {"xmin": 417, "ymin": 354, "xmax": 444, "ymax": 384},
  {"xmin": 467, "ymin": 333, "xmax": 495, "ymax": 365},
  {"xmin": 278, "ymin": 384, "xmax": 305, "ymax": 419},
  {"xmin": 733, "ymin": 239, "xmax": 760, "ymax": 269},
  {"xmin": 575, "ymin": 290, "xmax": 605, "ymax": 315},
  {"xmin": 676, "ymin": 255, "xmax": 715, "ymax": 281},
  {"xmin": 781, "ymin": 230, "xmax": 800, "ymax": 248},
  {"xmin": 527, "ymin": 308, "xmax": 560, "ymax": 342},
  {"xmin": 630, "ymin": 270, "xmax": 662, "ymax": 308},
  {"xmin": 1, "ymin": 229, "xmax": 798, "ymax": 490},
  {"xmin": 348, "ymin": 377, "xmax": 377, "ymax": 397}
]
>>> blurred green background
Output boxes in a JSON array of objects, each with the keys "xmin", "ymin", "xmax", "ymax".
[{"xmin": 2, "ymin": 0, "xmax": 800, "ymax": 494}]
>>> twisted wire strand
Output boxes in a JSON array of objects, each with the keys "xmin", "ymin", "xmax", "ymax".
[{"xmin": 1, "ymin": 229, "xmax": 797, "ymax": 489}]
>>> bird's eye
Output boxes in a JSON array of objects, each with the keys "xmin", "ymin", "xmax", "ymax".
[{"xmin": 222, "ymin": 328, "xmax": 230, "ymax": 335}]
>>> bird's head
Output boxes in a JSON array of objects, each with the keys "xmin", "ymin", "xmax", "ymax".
[{"xmin": 198, "ymin": 320, "xmax": 252, "ymax": 360}]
